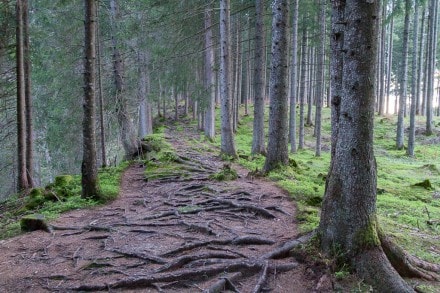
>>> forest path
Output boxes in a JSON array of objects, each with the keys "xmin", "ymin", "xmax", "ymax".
[{"xmin": 0, "ymin": 123, "xmax": 329, "ymax": 292}]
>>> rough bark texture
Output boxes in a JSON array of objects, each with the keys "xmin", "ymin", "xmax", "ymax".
[
  {"xmin": 289, "ymin": 0, "xmax": 298, "ymax": 154},
  {"xmin": 16, "ymin": 0, "xmax": 28, "ymax": 191},
  {"xmin": 204, "ymin": 5, "xmax": 215, "ymax": 141},
  {"xmin": 251, "ymin": 0, "xmax": 266, "ymax": 156},
  {"xmin": 219, "ymin": 0, "xmax": 237, "ymax": 158},
  {"xmin": 396, "ymin": 0, "xmax": 410, "ymax": 150},
  {"xmin": 263, "ymin": 0, "xmax": 289, "ymax": 173},
  {"xmin": 318, "ymin": 1, "xmax": 413, "ymax": 291},
  {"xmin": 82, "ymin": 0, "xmax": 100, "ymax": 199}
]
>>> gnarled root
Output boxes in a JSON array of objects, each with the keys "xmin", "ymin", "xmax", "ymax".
[{"xmin": 379, "ymin": 232, "xmax": 440, "ymax": 281}]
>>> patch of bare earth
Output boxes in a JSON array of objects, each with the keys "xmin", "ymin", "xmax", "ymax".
[{"xmin": 0, "ymin": 125, "xmax": 331, "ymax": 292}]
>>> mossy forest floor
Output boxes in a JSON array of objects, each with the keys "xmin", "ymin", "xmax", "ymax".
[{"xmin": 0, "ymin": 107, "xmax": 439, "ymax": 292}]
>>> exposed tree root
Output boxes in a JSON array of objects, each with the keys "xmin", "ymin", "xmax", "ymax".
[
  {"xmin": 202, "ymin": 272, "xmax": 242, "ymax": 293},
  {"xmin": 379, "ymin": 232, "xmax": 440, "ymax": 281}
]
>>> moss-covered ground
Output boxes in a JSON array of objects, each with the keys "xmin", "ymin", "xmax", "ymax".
[
  {"xmin": 0, "ymin": 161, "xmax": 128, "ymax": 240},
  {"xmin": 196, "ymin": 106, "xmax": 439, "ymax": 265}
]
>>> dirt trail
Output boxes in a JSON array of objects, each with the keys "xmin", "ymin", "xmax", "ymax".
[{"xmin": 0, "ymin": 125, "xmax": 328, "ymax": 292}]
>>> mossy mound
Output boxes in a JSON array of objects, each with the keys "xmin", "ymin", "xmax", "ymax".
[
  {"xmin": 412, "ymin": 179, "xmax": 433, "ymax": 190},
  {"xmin": 20, "ymin": 214, "xmax": 51, "ymax": 232},
  {"xmin": 54, "ymin": 175, "xmax": 73, "ymax": 187}
]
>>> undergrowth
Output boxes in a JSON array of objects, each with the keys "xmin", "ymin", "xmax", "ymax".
[{"xmin": 0, "ymin": 161, "xmax": 129, "ymax": 240}]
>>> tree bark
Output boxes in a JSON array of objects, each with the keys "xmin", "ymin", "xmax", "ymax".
[
  {"xmin": 289, "ymin": 0, "xmax": 298, "ymax": 154},
  {"xmin": 96, "ymin": 4, "xmax": 106, "ymax": 167},
  {"xmin": 416, "ymin": 8, "xmax": 426, "ymax": 116},
  {"xmin": 377, "ymin": 1, "xmax": 386, "ymax": 116},
  {"xmin": 82, "ymin": 0, "xmax": 100, "ymax": 199},
  {"xmin": 219, "ymin": 0, "xmax": 237, "ymax": 158},
  {"xmin": 138, "ymin": 51, "xmax": 153, "ymax": 138},
  {"xmin": 251, "ymin": 0, "xmax": 266, "ymax": 156},
  {"xmin": 318, "ymin": 1, "xmax": 413, "ymax": 291},
  {"xmin": 263, "ymin": 0, "xmax": 289, "ymax": 173}
]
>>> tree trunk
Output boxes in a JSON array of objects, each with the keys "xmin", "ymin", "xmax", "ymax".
[
  {"xmin": 96, "ymin": 4, "xmax": 106, "ymax": 167},
  {"xmin": 385, "ymin": 1, "xmax": 394, "ymax": 115},
  {"xmin": 251, "ymin": 0, "xmax": 266, "ymax": 156},
  {"xmin": 219, "ymin": 0, "xmax": 237, "ymax": 157},
  {"xmin": 396, "ymin": 0, "xmax": 410, "ymax": 150},
  {"xmin": 416, "ymin": 8, "xmax": 426, "ymax": 116},
  {"xmin": 314, "ymin": 0, "xmax": 325, "ymax": 157},
  {"xmin": 298, "ymin": 19, "xmax": 307, "ymax": 150},
  {"xmin": 110, "ymin": 0, "xmax": 138, "ymax": 159},
  {"xmin": 138, "ymin": 51, "xmax": 153, "ymax": 138},
  {"xmin": 23, "ymin": 0, "xmax": 33, "ymax": 187},
  {"xmin": 319, "ymin": 1, "xmax": 413, "ymax": 291},
  {"xmin": 289, "ymin": 0, "xmax": 298, "ymax": 154},
  {"xmin": 16, "ymin": 0, "xmax": 28, "ymax": 191},
  {"xmin": 407, "ymin": 2, "xmax": 419, "ymax": 157},
  {"xmin": 203, "ymin": 4, "xmax": 215, "ymax": 141},
  {"xmin": 425, "ymin": 0, "xmax": 438, "ymax": 135},
  {"xmin": 263, "ymin": 0, "xmax": 289, "ymax": 173},
  {"xmin": 306, "ymin": 46, "xmax": 314, "ymax": 127},
  {"xmin": 82, "ymin": 0, "xmax": 100, "ymax": 199},
  {"xmin": 377, "ymin": 1, "xmax": 386, "ymax": 116}
]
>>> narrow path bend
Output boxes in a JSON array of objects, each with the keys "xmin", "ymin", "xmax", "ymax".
[{"xmin": 0, "ymin": 125, "xmax": 327, "ymax": 292}]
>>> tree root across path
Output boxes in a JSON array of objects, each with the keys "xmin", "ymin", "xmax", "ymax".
[{"xmin": 0, "ymin": 125, "xmax": 324, "ymax": 293}]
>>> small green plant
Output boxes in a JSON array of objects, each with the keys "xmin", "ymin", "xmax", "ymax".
[{"xmin": 209, "ymin": 164, "xmax": 238, "ymax": 181}]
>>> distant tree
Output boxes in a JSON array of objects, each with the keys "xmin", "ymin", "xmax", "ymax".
[
  {"xmin": 396, "ymin": 0, "xmax": 410, "ymax": 150},
  {"xmin": 298, "ymin": 18, "xmax": 307, "ymax": 150},
  {"xmin": 23, "ymin": 0, "xmax": 33, "ymax": 187},
  {"xmin": 385, "ymin": 0, "xmax": 395, "ymax": 115},
  {"xmin": 203, "ymin": 3, "xmax": 215, "ymax": 141},
  {"xmin": 251, "ymin": 0, "xmax": 266, "ymax": 155},
  {"xmin": 289, "ymin": 0, "xmax": 298, "ymax": 154},
  {"xmin": 16, "ymin": 0, "xmax": 28, "ymax": 191},
  {"xmin": 138, "ymin": 51, "xmax": 153, "ymax": 138},
  {"xmin": 425, "ymin": 0, "xmax": 438, "ymax": 135},
  {"xmin": 82, "ymin": 0, "xmax": 100, "ymax": 199},
  {"xmin": 377, "ymin": 1, "xmax": 386, "ymax": 116},
  {"xmin": 314, "ymin": 0, "xmax": 326, "ymax": 157},
  {"xmin": 263, "ymin": 0, "xmax": 289, "ymax": 173},
  {"xmin": 408, "ymin": 1, "xmax": 419, "ymax": 157},
  {"xmin": 219, "ymin": 0, "xmax": 237, "ymax": 158},
  {"xmin": 109, "ymin": 0, "xmax": 138, "ymax": 158}
]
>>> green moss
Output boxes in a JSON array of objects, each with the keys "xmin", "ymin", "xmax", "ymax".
[
  {"xmin": 354, "ymin": 215, "xmax": 380, "ymax": 250},
  {"xmin": 54, "ymin": 175, "xmax": 73, "ymax": 187},
  {"xmin": 209, "ymin": 164, "xmax": 238, "ymax": 181},
  {"xmin": 412, "ymin": 179, "xmax": 433, "ymax": 190}
]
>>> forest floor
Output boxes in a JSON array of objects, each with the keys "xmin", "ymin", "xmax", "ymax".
[{"xmin": 0, "ymin": 123, "xmax": 334, "ymax": 292}]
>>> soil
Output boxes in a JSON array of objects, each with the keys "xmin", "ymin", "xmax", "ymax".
[{"xmin": 0, "ymin": 123, "xmax": 332, "ymax": 292}]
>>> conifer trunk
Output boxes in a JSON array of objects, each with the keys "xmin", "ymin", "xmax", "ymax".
[{"xmin": 319, "ymin": 1, "xmax": 413, "ymax": 291}]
